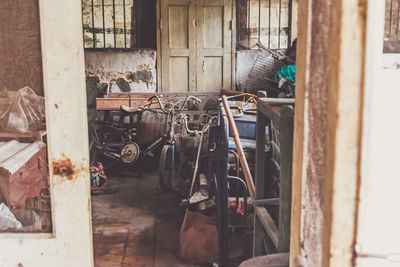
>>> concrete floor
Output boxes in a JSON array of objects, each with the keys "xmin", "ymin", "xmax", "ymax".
[{"xmin": 91, "ymin": 169, "xmax": 203, "ymax": 267}]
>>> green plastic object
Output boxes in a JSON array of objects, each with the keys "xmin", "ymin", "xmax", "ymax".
[{"xmin": 276, "ymin": 65, "xmax": 296, "ymax": 83}]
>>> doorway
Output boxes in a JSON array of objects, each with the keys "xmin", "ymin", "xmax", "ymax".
[{"xmin": 159, "ymin": 0, "xmax": 234, "ymax": 92}]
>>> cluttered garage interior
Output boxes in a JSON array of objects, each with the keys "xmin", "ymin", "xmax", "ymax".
[{"xmin": 0, "ymin": 0, "xmax": 399, "ymax": 266}]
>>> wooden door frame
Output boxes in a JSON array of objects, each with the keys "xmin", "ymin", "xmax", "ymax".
[
  {"xmin": 0, "ymin": 0, "xmax": 93, "ymax": 266},
  {"xmin": 290, "ymin": 0, "xmax": 367, "ymax": 266},
  {"xmin": 156, "ymin": 0, "xmax": 236, "ymax": 92}
]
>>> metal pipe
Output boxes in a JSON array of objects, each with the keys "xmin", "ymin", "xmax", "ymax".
[
  {"xmin": 222, "ymin": 95, "xmax": 256, "ymax": 200},
  {"xmin": 258, "ymin": 97, "xmax": 295, "ymax": 105}
]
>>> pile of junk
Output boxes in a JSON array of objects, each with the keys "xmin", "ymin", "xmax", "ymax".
[
  {"xmin": 0, "ymin": 86, "xmax": 52, "ymax": 233},
  {"xmin": 89, "ymin": 41, "xmax": 296, "ymax": 266}
]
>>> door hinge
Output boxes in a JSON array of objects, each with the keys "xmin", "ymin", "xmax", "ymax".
[{"xmin": 229, "ymin": 20, "xmax": 233, "ymax": 31}]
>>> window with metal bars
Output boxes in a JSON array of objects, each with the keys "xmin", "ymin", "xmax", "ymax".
[
  {"xmin": 237, "ymin": 0, "xmax": 292, "ymax": 50},
  {"xmin": 384, "ymin": 0, "xmax": 400, "ymax": 53},
  {"xmin": 82, "ymin": 0, "xmax": 135, "ymax": 49}
]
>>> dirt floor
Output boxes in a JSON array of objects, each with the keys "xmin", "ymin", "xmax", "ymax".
[{"xmin": 91, "ymin": 168, "xmax": 203, "ymax": 267}]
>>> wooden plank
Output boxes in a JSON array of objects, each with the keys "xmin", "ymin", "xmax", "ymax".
[
  {"xmin": 259, "ymin": 97, "xmax": 295, "ymax": 105},
  {"xmin": 278, "ymin": 105, "xmax": 294, "ymax": 252},
  {"xmin": 97, "ymin": 93, "xmax": 220, "ymax": 111},
  {"xmin": 104, "ymin": 92, "xmax": 220, "ymax": 98},
  {"xmin": 257, "ymin": 98, "xmax": 281, "ymax": 123},
  {"xmin": 0, "ymin": 130, "xmax": 47, "ymax": 142},
  {"xmin": 0, "ymin": 0, "xmax": 93, "ymax": 265},
  {"xmin": 251, "ymin": 198, "xmax": 280, "ymax": 206},
  {"xmin": 255, "ymin": 206, "xmax": 279, "ymax": 249},
  {"xmin": 322, "ymin": 0, "xmax": 367, "ymax": 265},
  {"xmin": 96, "ymin": 98, "xmax": 148, "ymax": 110},
  {"xmin": 289, "ymin": 0, "xmax": 309, "ymax": 264},
  {"xmin": 253, "ymin": 109, "xmax": 267, "ymax": 256}
]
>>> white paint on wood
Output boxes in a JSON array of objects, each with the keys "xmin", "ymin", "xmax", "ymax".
[
  {"xmin": 357, "ymin": 1, "xmax": 400, "ymax": 266},
  {"xmin": 170, "ymin": 57, "xmax": 190, "ymax": 92},
  {"xmin": 161, "ymin": 0, "xmax": 233, "ymax": 92},
  {"xmin": 0, "ymin": 0, "xmax": 94, "ymax": 266}
]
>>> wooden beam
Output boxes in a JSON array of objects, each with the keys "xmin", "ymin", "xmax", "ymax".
[
  {"xmin": 253, "ymin": 107, "xmax": 268, "ymax": 256},
  {"xmin": 278, "ymin": 105, "xmax": 294, "ymax": 252},
  {"xmin": 289, "ymin": 0, "xmax": 310, "ymax": 264},
  {"xmin": 255, "ymin": 206, "xmax": 279, "ymax": 249},
  {"xmin": 322, "ymin": 0, "xmax": 367, "ymax": 266}
]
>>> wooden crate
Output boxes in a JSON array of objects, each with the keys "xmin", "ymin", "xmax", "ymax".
[
  {"xmin": 96, "ymin": 92, "xmax": 220, "ymax": 111},
  {"xmin": 0, "ymin": 141, "xmax": 48, "ymax": 209}
]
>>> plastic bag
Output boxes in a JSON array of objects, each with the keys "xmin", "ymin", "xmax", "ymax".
[
  {"xmin": 0, "ymin": 203, "xmax": 23, "ymax": 230},
  {"xmin": 2, "ymin": 86, "xmax": 46, "ymax": 133},
  {"xmin": 0, "ymin": 91, "xmax": 12, "ymax": 128}
]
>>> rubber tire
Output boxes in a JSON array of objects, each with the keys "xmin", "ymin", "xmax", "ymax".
[
  {"xmin": 90, "ymin": 126, "xmax": 123, "ymax": 170},
  {"xmin": 159, "ymin": 144, "xmax": 174, "ymax": 192}
]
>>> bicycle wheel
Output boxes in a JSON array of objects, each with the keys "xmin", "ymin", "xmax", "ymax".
[
  {"xmin": 90, "ymin": 126, "xmax": 122, "ymax": 170},
  {"xmin": 159, "ymin": 144, "xmax": 175, "ymax": 192}
]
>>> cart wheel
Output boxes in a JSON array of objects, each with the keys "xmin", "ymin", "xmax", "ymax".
[
  {"xmin": 90, "ymin": 126, "xmax": 122, "ymax": 170},
  {"xmin": 159, "ymin": 144, "xmax": 175, "ymax": 192}
]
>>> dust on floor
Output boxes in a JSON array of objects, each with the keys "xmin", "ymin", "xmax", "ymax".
[{"xmin": 91, "ymin": 170, "xmax": 204, "ymax": 267}]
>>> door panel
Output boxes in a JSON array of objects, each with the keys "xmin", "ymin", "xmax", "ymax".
[
  {"xmin": 160, "ymin": 0, "xmax": 233, "ymax": 92},
  {"xmin": 203, "ymin": 56, "xmax": 223, "ymax": 92},
  {"xmin": 0, "ymin": 0, "xmax": 93, "ymax": 266},
  {"xmin": 204, "ymin": 6, "xmax": 224, "ymax": 48},
  {"xmin": 197, "ymin": 0, "xmax": 232, "ymax": 92},
  {"xmin": 161, "ymin": 0, "xmax": 196, "ymax": 92},
  {"xmin": 169, "ymin": 5, "xmax": 189, "ymax": 48},
  {"xmin": 170, "ymin": 57, "xmax": 190, "ymax": 92}
]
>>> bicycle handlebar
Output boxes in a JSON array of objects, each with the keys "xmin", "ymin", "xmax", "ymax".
[{"xmin": 144, "ymin": 95, "xmax": 202, "ymax": 114}]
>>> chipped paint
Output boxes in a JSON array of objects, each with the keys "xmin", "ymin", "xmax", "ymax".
[
  {"xmin": 52, "ymin": 155, "xmax": 89, "ymax": 183},
  {"xmin": 52, "ymin": 158, "xmax": 75, "ymax": 181},
  {"xmin": 84, "ymin": 49, "xmax": 157, "ymax": 93}
]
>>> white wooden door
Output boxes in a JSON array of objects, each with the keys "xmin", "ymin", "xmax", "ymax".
[
  {"xmin": 0, "ymin": 0, "xmax": 94, "ymax": 266},
  {"xmin": 160, "ymin": 0, "xmax": 233, "ymax": 92},
  {"xmin": 161, "ymin": 0, "xmax": 197, "ymax": 92},
  {"xmin": 196, "ymin": 0, "xmax": 232, "ymax": 92}
]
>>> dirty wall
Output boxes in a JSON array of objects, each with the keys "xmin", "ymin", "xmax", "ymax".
[{"xmin": 84, "ymin": 49, "xmax": 157, "ymax": 130}]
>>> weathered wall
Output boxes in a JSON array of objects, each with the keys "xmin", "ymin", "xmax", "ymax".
[
  {"xmin": 0, "ymin": 0, "xmax": 44, "ymax": 95},
  {"xmin": 85, "ymin": 49, "xmax": 157, "ymax": 93},
  {"xmin": 235, "ymin": 49, "xmax": 266, "ymax": 92}
]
